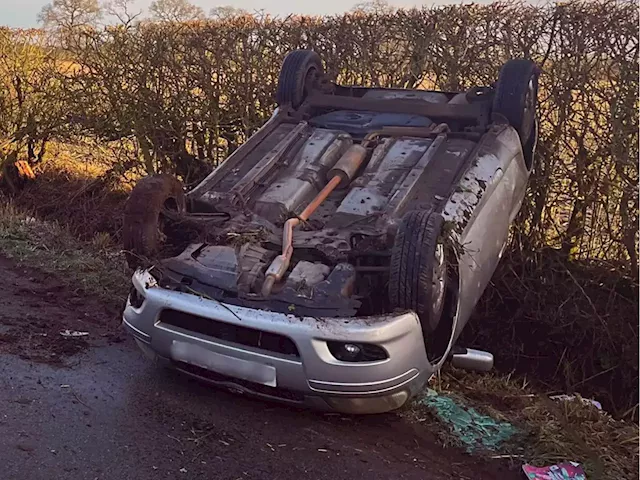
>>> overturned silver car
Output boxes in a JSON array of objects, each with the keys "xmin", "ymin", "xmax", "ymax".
[{"xmin": 122, "ymin": 50, "xmax": 539, "ymax": 414}]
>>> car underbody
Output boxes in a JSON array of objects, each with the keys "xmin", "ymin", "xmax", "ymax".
[
  {"xmin": 141, "ymin": 89, "xmax": 526, "ymax": 328},
  {"xmin": 122, "ymin": 51, "xmax": 539, "ymax": 412}
]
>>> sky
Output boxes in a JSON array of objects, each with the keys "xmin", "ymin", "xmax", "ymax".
[{"xmin": 1, "ymin": 0, "xmax": 497, "ymax": 28}]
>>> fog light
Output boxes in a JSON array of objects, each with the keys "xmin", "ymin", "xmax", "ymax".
[
  {"xmin": 327, "ymin": 341, "xmax": 388, "ymax": 362},
  {"xmin": 343, "ymin": 343, "xmax": 361, "ymax": 356}
]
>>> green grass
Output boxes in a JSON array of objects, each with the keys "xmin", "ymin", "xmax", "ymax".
[{"xmin": 0, "ymin": 201, "xmax": 130, "ymax": 307}]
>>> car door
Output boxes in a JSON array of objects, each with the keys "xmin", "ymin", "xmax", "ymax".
[{"xmin": 442, "ymin": 125, "xmax": 527, "ymax": 338}]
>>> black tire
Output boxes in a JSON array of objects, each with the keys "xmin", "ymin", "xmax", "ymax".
[
  {"xmin": 275, "ymin": 50, "xmax": 324, "ymax": 108},
  {"xmin": 389, "ymin": 210, "xmax": 448, "ymax": 334},
  {"xmin": 123, "ymin": 174, "xmax": 186, "ymax": 269},
  {"xmin": 492, "ymin": 59, "xmax": 540, "ymax": 144}
]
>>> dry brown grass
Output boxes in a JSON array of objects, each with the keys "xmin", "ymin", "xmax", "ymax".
[
  {"xmin": 9, "ymin": 143, "xmax": 130, "ymax": 241},
  {"xmin": 464, "ymin": 250, "xmax": 638, "ymax": 420}
]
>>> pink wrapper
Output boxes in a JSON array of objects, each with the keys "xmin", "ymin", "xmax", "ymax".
[{"xmin": 522, "ymin": 462, "xmax": 586, "ymax": 480}]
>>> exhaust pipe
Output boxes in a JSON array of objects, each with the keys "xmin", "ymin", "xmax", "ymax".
[
  {"xmin": 261, "ymin": 145, "xmax": 368, "ymax": 296},
  {"xmin": 449, "ymin": 347, "xmax": 494, "ymax": 372}
]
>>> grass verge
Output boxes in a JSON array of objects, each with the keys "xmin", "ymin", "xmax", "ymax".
[
  {"xmin": 465, "ymin": 250, "xmax": 639, "ymax": 420},
  {"xmin": 403, "ymin": 367, "xmax": 639, "ymax": 479},
  {"xmin": 0, "ymin": 201, "xmax": 130, "ymax": 307}
]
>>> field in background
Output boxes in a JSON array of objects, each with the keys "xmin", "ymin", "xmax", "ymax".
[{"xmin": 0, "ymin": 0, "xmax": 637, "ymax": 422}]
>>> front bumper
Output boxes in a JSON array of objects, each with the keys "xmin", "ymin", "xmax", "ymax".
[{"xmin": 122, "ymin": 270, "xmax": 434, "ymax": 414}]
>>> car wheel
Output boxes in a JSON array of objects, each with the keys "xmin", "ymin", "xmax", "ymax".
[
  {"xmin": 275, "ymin": 49, "xmax": 324, "ymax": 108},
  {"xmin": 123, "ymin": 174, "xmax": 186, "ymax": 270},
  {"xmin": 492, "ymin": 59, "xmax": 540, "ymax": 145},
  {"xmin": 389, "ymin": 210, "xmax": 448, "ymax": 335}
]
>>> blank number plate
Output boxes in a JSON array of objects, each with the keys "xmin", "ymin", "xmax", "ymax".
[{"xmin": 170, "ymin": 341, "xmax": 277, "ymax": 387}]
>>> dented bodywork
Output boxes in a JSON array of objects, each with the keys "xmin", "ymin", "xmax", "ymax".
[
  {"xmin": 157, "ymin": 116, "xmax": 526, "ymax": 330},
  {"xmin": 441, "ymin": 125, "xmax": 530, "ymax": 338}
]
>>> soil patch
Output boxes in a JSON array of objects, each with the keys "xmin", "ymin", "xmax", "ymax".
[{"xmin": 0, "ymin": 255, "xmax": 122, "ymax": 365}]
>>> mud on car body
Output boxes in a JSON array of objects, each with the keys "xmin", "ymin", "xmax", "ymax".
[{"xmin": 122, "ymin": 50, "xmax": 540, "ymax": 414}]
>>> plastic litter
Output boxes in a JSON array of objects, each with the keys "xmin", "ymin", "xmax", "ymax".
[
  {"xmin": 59, "ymin": 330, "xmax": 89, "ymax": 338},
  {"xmin": 522, "ymin": 462, "xmax": 586, "ymax": 479},
  {"xmin": 549, "ymin": 394, "xmax": 602, "ymax": 410},
  {"xmin": 418, "ymin": 388, "xmax": 517, "ymax": 452}
]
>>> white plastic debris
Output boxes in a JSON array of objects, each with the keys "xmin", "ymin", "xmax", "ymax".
[
  {"xmin": 550, "ymin": 394, "xmax": 602, "ymax": 410},
  {"xmin": 59, "ymin": 330, "xmax": 89, "ymax": 338}
]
